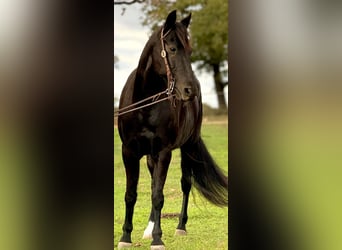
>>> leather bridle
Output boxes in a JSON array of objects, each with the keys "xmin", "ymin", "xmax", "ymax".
[
  {"xmin": 160, "ymin": 27, "xmax": 175, "ymax": 96},
  {"xmin": 114, "ymin": 28, "xmax": 176, "ymax": 117}
]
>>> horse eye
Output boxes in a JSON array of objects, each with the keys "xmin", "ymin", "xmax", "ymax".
[{"xmin": 170, "ymin": 47, "xmax": 177, "ymax": 53}]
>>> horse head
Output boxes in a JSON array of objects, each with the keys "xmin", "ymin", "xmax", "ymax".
[{"xmin": 137, "ymin": 10, "xmax": 199, "ymax": 102}]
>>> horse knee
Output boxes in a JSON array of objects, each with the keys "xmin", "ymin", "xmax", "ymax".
[
  {"xmin": 125, "ymin": 191, "xmax": 137, "ymax": 205},
  {"xmin": 152, "ymin": 193, "xmax": 164, "ymax": 210}
]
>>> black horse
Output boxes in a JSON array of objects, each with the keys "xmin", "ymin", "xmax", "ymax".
[{"xmin": 117, "ymin": 10, "xmax": 228, "ymax": 250}]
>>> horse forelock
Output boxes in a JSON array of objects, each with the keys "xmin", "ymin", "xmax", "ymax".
[
  {"xmin": 156, "ymin": 23, "xmax": 191, "ymax": 53},
  {"xmin": 174, "ymin": 23, "xmax": 192, "ymax": 53}
]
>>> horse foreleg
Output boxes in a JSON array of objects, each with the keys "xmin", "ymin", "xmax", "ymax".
[
  {"xmin": 118, "ymin": 146, "xmax": 140, "ymax": 249},
  {"xmin": 150, "ymin": 151, "xmax": 171, "ymax": 250},
  {"xmin": 143, "ymin": 155, "xmax": 155, "ymax": 240},
  {"xmin": 175, "ymin": 147, "xmax": 192, "ymax": 236}
]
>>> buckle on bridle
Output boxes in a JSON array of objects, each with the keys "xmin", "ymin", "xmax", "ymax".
[
  {"xmin": 161, "ymin": 50, "xmax": 166, "ymax": 58},
  {"xmin": 167, "ymin": 78, "xmax": 175, "ymax": 95}
]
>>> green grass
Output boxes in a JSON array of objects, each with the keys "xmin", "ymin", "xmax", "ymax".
[{"xmin": 114, "ymin": 124, "xmax": 228, "ymax": 249}]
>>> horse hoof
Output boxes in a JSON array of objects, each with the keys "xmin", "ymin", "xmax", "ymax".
[
  {"xmin": 175, "ymin": 229, "xmax": 187, "ymax": 236},
  {"xmin": 118, "ymin": 242, "xmax": 132, "ymax": 249},
  {"xmin": 151, "ymin": 245, "xmax": 165, "ymax": 250}
]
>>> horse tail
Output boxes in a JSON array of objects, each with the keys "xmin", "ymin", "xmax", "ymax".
[{"xmin": 182, "ymin": 137, "xmax": 228, "ymax": 207}]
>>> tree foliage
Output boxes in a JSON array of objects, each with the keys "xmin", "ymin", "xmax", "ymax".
[{"xmin": 141, "ymin": 0, "xmax": 228, "ymax": 71}]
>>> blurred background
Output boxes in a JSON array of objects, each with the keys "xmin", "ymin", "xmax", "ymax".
[
  {"xmin": 1, "ymin": 1, "xmax": 112, "ymax": 250},
  {"xmin": 229, "ymin": 0, "xmax": 342, "ymax": 249},
  {"xmin": 1, "ymin": 0, "xmax": 342, "ymax": 249}
]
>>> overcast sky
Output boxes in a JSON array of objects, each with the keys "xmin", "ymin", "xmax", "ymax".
[{"xmin": 114, "ymin": 5, "xmax": 228, "ymax": 108}]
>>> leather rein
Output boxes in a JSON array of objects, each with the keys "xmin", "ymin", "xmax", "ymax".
[{"xmin": 114, "ymin": 28, "xmax": 176, "ymax": 117}]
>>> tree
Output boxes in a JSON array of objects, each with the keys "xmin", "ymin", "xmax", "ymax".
[
  {"xmin": 113, "ymin": 0, "xmax": 146, "ymax": 15},
  {"xmin": 114, "ymin": 55, "xmax": 119, "ymax": 69},
  {"xmin": 113, "ymin": 0, "xmax": 145, "ymax": 5},
  {"xmin": 141, "ymin": 0, "xmax": 228, "ymax": 112}
]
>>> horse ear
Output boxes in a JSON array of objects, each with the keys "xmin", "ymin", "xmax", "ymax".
[
  {"xmin": 163, "ymin": 10, "xmax": 177, "ymax": 34},
  {"xmin": 181, "ymin": 13, "xmax": 192, "ymax": 28}
]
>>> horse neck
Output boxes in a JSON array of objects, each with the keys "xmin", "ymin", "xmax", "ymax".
[
  {"xmin": 133, "ymin": 70, "xmax": 166, "ymax": 102},
  {"xmin": 132, "ymin": 34, "xmax": 165, "ymax": 96},
  {"xmin": 135, "ymin": 53, "xmax": 168, "ymax": 100},
  {"xmin": 136, "ymin": 33, "xmax": 159, "ymax": 78}
]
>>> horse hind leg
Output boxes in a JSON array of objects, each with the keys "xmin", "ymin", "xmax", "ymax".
[
  {"xmin": 118, "ymin": 145, "xmax": 140, "ymax": 249},
  {"xmin": 175, "ymin": 173, "xmax": 191, "ymax": 236},
  {"xmin": 175, "ymin": 147, "xmax": 192, "ymax": 236}
]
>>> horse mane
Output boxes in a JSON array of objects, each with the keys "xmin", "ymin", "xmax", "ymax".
[{"xmin": 135, "ymin": 37, "xmax": 155, "ymax": 80}]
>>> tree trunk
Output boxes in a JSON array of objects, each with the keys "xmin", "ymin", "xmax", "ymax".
[{"xmin": 212, "ymin": 63, "xmax": 228, "ymax": 113}]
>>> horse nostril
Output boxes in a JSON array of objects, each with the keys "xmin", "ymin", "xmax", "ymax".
[{"xmin": 184, "ymin": 87, "xmax": 192, "ymax": 96}]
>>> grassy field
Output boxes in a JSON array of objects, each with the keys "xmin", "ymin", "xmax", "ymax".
[{"xmin": 114, "ymin": 123, "xmax": 228, "ymax": 250}]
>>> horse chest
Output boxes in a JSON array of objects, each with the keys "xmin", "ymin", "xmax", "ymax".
[
  {"xmin": 135, "ymin": 126, "xmax": 170, "ymax": 157},
  {"xmin": 139, "ymin": 127, "xmax": 155, "ymax": 139},
  {"xmin": 137, "ymin": 108, "xmax": 173, "ymax": 136}
]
